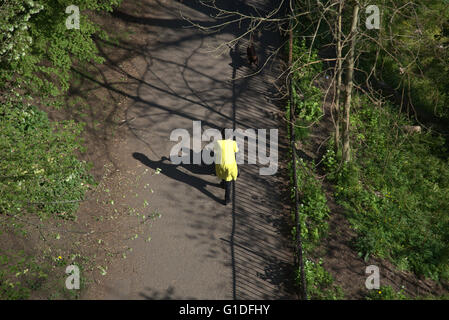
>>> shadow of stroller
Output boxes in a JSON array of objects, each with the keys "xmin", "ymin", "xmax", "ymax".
[
  {"xmin": 132, "ymin": 152, "xmax": 222, "ymax": 203},
  {"xmin": 179, "ymin": 148, "xmax": 216, "ymax": 176}
]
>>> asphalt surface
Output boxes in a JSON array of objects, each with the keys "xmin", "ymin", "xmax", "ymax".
[{"xmin": 85, "ymin": 0, "xmax": 294, "ymax": 300}]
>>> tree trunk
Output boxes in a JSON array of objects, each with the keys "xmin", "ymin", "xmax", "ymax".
[
  {"xmin": 342, "ymin": 4, "xmax": 359, "ymax": 163},
  {"xmin": 334, "ymin": 0, "xmax": 344, "ymax": 152}
]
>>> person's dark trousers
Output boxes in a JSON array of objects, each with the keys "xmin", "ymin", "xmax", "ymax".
[{"xmin": 224, "ymin": 180, "xmax": 233, "ymax": 204}]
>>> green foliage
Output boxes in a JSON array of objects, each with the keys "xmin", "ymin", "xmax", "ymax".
[
  {"xmin": 0, "ymin": 90, "xmax": 93, "ymax": 222},
  {"xmin": 0, "ymin": 251, "xmax": 48, "ymax": 299},
  {"xmin": 359, "ymin": 0, "xmax": 449, "ymax": 119},
  {"xmin": 296, "ymin": 259, "xmax": 344, "ymax": 300},
  {"xmin": 293, "ymin": 0, "xmax": 449, "ymax": 296},
  {"xmin": 366, "ymin": 285, "xmax": 408, "ymax": 300},
  {"xmin": 291, "ymin": 38, "xmax": 324, "ymax": 124},
  {"xmin": 321, "ymin": 143, "xmax": 339, "ymax": 180},
  {"xmin": 290, "ymin": 158, "xmax": 342, "ymax": 299},
  {"xmin": 366, "ymin": 285, "xmax": 449, "ymax": 300},
  {"xmin": 287, "ymin": 19, "xmax": 340, "ymax": 299},
  {"xmin": 288, "ymin": 106, "xmax": 340, "ymax": 299},
  {"xmin": 0, "ymin": 0, "xmax": 123, "ymax": 299},
  {"xmin": 0, "ymin": 249, "xmax": 91, "ymax": 299},
  {"xmin": 0, "ymin": 0, "xmax": 44, "ymax": 64},
  {"xmin": 292, "ymin": 159, "xmax": 330, "ymax": 253},
  {"xmin": 327, "ymin": 95, "xmax": 449, "ymax": 281},
  {"xmin": 1, "ymin": 0, "xmax": 122, "ymax": 100}
]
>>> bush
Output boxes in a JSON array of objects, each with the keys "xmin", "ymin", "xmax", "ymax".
[
  {"xmin": 291, "ymin": 159, "xmax": 330, "ymax": 253},
  {"xmin": 296, "ymin": 259, "xmax": 344, "ymax": 300},
  {"xmin": 289, "ymin": 158, "xmax": 340, "ymax": 298},
  {"xmin": 0, "ymin": 0, "xmax": 122, "ymax": 300},
  {"xmin": 291, "ymin": 38, "xmax": 324, "ymax": 124},
  {"xmin": 0, "ymin": 90, "xmax": 92, "ymax": 222},
  {"xmin": 366, "ymin": 285, "xmax": 408, "ymax": 300},
  {"xmin": 326, "ymin": 96, "xmax": 449, "ymax": 281},
  {"xmin": 289, "ymin": 26, "xmax": 341, "ymax": 299},
  {"xmin": 0, "ymin": 251, "xmax": 48, "ymax": 300}
]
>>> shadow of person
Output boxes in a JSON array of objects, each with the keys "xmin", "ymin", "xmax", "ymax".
[
  {"xmin": 132, "ymin": 152, "xmax": 223, "ymax": 203},
  {"xmin": 229, "ymin": 41, "xmax": 245, "ymax": 69}
]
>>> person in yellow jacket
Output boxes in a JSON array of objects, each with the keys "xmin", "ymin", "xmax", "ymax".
[{"xmin": 214, "ymin": 128, "xmax": 239, "ymax": 205}]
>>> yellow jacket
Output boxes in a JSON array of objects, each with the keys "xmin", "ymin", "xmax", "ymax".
[{"xmin": 214, "ymin": 139, "xmax": 239, "ymax": 181}]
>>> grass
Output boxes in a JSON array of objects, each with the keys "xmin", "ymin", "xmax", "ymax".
[
  {"xmin": 289, "ymin": 157, "xmax": 344, "ymax": 300},
  {"xmin": 287, "ymin": 26, "xmax": 344, "ymax": 300},
  {"xmin": 324, "ymin": 95, "xmax": 449, "ymax": 283}
]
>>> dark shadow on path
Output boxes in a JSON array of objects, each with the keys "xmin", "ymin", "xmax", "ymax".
[
  {"xmin": 132, "ymin": 152, "xmax": 222, "ymax": 203},
  {"xmin": 139, "ymin": 285, "xmax": 197, "ymax": 300},
  {"xmin": 180, "ymin": 149, "xmax": 216, "ymax": 176}
]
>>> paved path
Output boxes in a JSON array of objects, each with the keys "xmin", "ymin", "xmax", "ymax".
[{"xmin": 84, "ymin": 0, "xmax": 294, "ymax": 300}]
